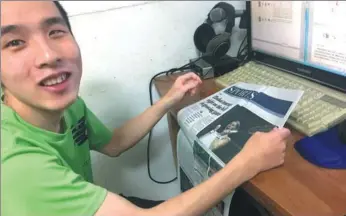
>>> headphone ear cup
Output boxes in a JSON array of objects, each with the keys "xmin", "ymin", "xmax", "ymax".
[
  {"xmin": 193, "ymin": 23, "xmax": 216, "ymax": 53},
  {"xmin": 206, "ymin": 33, "xmax": 231, "ymax": 57}
]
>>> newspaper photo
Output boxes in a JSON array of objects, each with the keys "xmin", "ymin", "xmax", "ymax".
[
  {"xmin": 179, "ymin": 82, "xmax": 302, "ymax": 139},
  {"xmin": 177, "ymin": 82, "xmax": 303, "ymax": 216}
]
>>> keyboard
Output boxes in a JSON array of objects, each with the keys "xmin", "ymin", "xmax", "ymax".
[{"xmin": 215, "ymin": 61, "xmax": 346, "ymax": 136}]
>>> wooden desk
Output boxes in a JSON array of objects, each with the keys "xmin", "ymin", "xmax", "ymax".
[{"xmin": 154, "ymin": 74, "xmax": 346, "ymax": 216}]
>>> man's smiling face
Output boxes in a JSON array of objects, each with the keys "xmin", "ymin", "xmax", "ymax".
[{"xmin": 1, "ymin": 1, "xmax": 82, "ymax": 112}]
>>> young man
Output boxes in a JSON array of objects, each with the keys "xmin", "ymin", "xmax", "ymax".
[{"xmin": 1, "ymin": 1, "xmax": 291, "ymax": 216}]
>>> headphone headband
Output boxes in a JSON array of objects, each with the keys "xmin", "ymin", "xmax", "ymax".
[{"xmin": 206, "ymin": 2, "xmax": 236, "ymax": 33}]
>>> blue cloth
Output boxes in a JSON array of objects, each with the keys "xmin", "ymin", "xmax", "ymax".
[{"xmin": 295, "ymin": 126, "xmax": 346, "ymax": 169}]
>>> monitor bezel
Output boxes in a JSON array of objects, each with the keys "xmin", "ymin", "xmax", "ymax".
[{"xmin": 245, "ymin": 1, "xmax": 346, "ymax": 93}]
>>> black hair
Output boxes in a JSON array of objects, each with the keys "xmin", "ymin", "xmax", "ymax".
[{"xmin": 53, "ymin": 1, "xmax": 72, "ymax": 33}]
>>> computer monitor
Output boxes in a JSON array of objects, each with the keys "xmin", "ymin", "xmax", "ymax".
[{"xmin": 246, "ymin": 1, "xmax": 346, "ymax": 92}]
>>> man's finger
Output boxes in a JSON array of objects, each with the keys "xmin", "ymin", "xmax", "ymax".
[
  {"xmin": 183, "ymin": 81, "xmax": 199, "ymax": 92},
  {"xmin": 178, "ymin": 72, "xmax": 201, "ymax": 84},
  {"xmin": 189, "ymin": 88, "xmax": 197, "ymax": 96},
  {"xmin": 273, "ymin": 127, "xmax": 291, "ymax": 140}
]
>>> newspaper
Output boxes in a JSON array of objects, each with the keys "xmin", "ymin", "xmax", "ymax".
[{"xmin": 177, "ymin": 82, "xmax": 303, "ymax": 216}]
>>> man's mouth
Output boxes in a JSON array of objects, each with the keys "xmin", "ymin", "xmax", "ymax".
[{"xmin": 39, "ymin": 72, "xmax": 71, "ymax": 87}]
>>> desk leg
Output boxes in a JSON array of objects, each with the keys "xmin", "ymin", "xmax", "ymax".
[{"xmin": 166, "ymin": 112, "xmax": 180, "ymax": 170}]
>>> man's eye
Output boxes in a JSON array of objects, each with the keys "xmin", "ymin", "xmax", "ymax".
[
  {"xmin": 5, "ymin": 40, "xmax": 25, "ymax": 48},
  {"xmin": 49, "ymin": 30, "xmax": 66, "ymax": 37}
]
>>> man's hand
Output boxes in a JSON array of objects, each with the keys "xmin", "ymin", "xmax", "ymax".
[
  {"xmin": 162, "ymin": 72, "xmax": 202, "ymax": 109},
  {"xmin": 232, "ymin": 127, "xmax": 291, "ymax": 179}
]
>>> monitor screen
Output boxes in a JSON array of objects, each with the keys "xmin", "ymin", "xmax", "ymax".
[{"xmin": 250, "ymin": 1, "xmax": 346, "ymax": 79}]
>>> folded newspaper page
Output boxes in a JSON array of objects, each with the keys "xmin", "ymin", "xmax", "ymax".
[{"xmin": 177, "ymin": 82, "xmax": 303, "ymax": 215}]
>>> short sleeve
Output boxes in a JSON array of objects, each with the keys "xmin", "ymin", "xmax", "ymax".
[
  {"xmin": 85, "ymin": 105, "xmax": 113, "ymax": 151},
  {"xmin": 1, "ymin": 148, "xmax": 107, "ymax": 216}
]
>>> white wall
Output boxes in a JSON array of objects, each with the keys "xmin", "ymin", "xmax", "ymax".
[{"xmin": 60, "ymin": 0, "xmax": 246, "ymax": 200}]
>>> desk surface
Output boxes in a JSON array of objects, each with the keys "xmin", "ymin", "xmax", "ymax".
[{"xmin": 154, "ymin": 74, "xmax": 346, "ymax": 216}]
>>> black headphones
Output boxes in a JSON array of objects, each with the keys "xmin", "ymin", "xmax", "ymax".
[{"xmin": 193, "ymin": 2, "xmax": 236, "ymax": 58}]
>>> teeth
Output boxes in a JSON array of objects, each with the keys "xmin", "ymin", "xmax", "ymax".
[{"xmin": 43, "ymin": 73, "xmax": 67, "ymax": 86}]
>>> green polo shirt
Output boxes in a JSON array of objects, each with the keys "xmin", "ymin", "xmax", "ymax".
[{"xmin": 1, "ymin": 97, "xmax": 113, "ymax": 216}]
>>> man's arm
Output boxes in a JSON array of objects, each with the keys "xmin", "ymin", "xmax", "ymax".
[
  {"xmin": 99, "ymin": 96, "xmax": 170, "ymax": 157},
  {"xmin": 95, "ymin": 128, "xmax": 291, "ymax": 216},
  {"xmin": 96, "ymin": 153, "xmax": 252, "ymax": 216},
  {"xmin": 99, "ymin": 73, "xmax": 202, "ymax": 157}
]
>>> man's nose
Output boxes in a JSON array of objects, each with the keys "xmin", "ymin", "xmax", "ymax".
[{"xmin": 34, "ymin": 38, "xmax": 62, "ymax": 69}]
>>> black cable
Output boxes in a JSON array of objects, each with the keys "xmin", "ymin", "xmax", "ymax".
[
  {"xmin": 235, "ymin": 33, "xmax": 249, "ymax": 66},
  {"xmin": 147, "ymin": 72, "xmax": 177, "ymax": 184},
  {"xmin": 169, "ymin": 59, "xmax": 199, "ymax": 75},
  {"xmin": 237, "ymin": 34, "xmax": 248, "ymax": 58},
  {"xmin": 238, "ymin": 46, "xmax": 248, "ymax": 61},
  {"xmin": 239, "ymin": 43, "xmax": 249, "ymax": 60},
  {"xmin": 239, "ymin": 43, "xmax": 248, "ymax": 56},
  {"xmin": 147, "ymin": 57, "xmax": 202, "ymax": 184}
]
